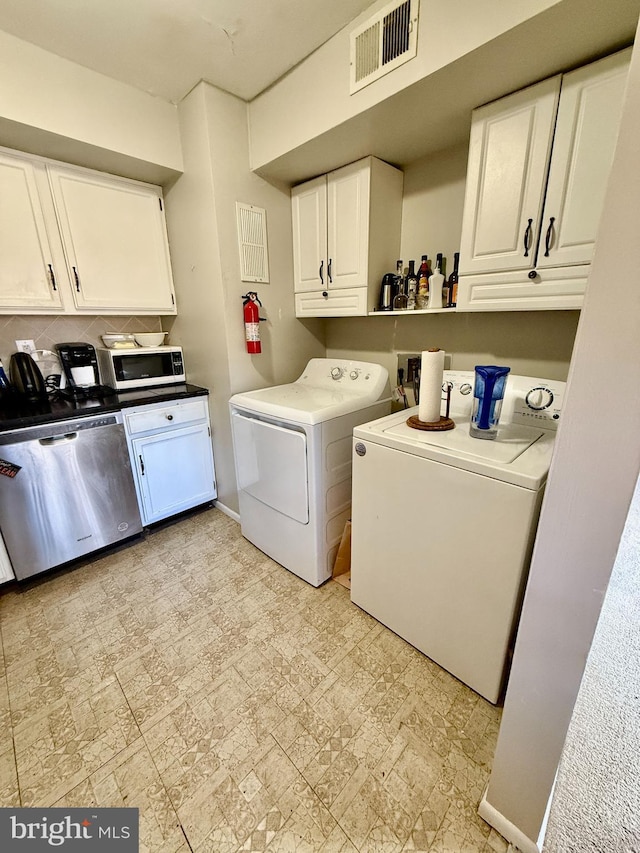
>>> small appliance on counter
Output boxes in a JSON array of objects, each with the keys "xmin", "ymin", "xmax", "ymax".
[
  {"xmin": 9, "ymin": 352, "xmax": 47, "ymax": 401},
  {"xmin": 97, "ymin": 345, "xmax": 185, "ymax": 391},
  {"xmin": 55, "ymin": 342, "xmax": 116, "ymax": 400}
]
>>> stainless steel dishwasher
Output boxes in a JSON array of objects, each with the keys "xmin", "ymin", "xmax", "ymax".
[{"xmin": 0, "ymin": 412, "xmax": 143, "ymax": 580}]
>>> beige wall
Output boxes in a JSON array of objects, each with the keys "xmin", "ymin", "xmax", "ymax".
[
  {"xmin": 401, "ymin": 143, "xmax": 469, "ymax": 270},
  {"xmin": 0, "ymin": 30, "xmax": 182, "ymax": 184},
  {"xmin": 248, "ymin": 0, "xmax": 558, "ymax": 172},
  {"xmin": 164, "ymin": 82, "xmax": 325, "ymax": 516}
]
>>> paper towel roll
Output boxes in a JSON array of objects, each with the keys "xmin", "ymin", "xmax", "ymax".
[{"xmin": 418, "ymin": 349, "xmax": 445, "ymax": 423}]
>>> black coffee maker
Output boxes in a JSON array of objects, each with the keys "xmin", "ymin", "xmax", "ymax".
[{"xmin": 55, "ymin": 343, "xmax": 101, "ymax": 398}]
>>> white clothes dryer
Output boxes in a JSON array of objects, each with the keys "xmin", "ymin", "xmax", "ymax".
[
  {"xmin": 229, "ymin": 359, "xmax": 391, "ymax": 587},
  {"xmin": 350, "ymin": 370, "xmax": 566, "ymax": 703}
]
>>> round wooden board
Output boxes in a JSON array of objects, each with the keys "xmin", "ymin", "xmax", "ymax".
[{"xmin": 406, "ymin": 415, "xmax": 455, "ymax": 432}]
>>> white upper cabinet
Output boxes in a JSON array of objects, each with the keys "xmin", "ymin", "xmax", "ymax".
[
  {"xmin": 458, "ymin": 49, "xmax": 630, "ymax": 311},
  {"xmin": 292, "ymin": 156, "xmax": 403, "ymax": 317},
  {"xmin": 537, "ymin": 52, "xmax": 630, "ymax": 270},
  {"xmin": 459, "ymin": 76, "xmax": 561, "ymax": 277},
  {"xmin": 48, "ymin": 164, "xmax": 177, "ymax": 314},
  {"xmin": 0, "ymin": 150, "xmax": 63, "ymax": 311},
  {"xmin": 292, "ymin": 175, "xmax": 327, "ymax": 293},
  {"xmin": 0, "ymin": 146, "xmax": 177, "ymax": 315}
]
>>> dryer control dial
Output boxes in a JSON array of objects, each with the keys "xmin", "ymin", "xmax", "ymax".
[
  {"xmin": 331, "ymin": 366, "xmax": 344, "ymax": 380},
  {"xmin": 460, "ymin": 383, "xmax": 473, "ymax": 395},
  {"xmin": 526, "ymin": 387, "xmax": 554, "ymax": 410},
  {"xmin": 349, "ymin": 369, "xmax": 361, "ymax": 380}
]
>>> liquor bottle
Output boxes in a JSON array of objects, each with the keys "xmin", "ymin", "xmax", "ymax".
[
  {"xmin": 406, "ymin": 260, "xmax": 418, "ymax": 310},
  {"xmin": 392, "ymin": 260, "xmax": 407, "ymax": 310},
  {"xmin": 416, "ymin": 255, "xmax": 430, "ymax": 309},
  {"xmin": 448, "ymin": 252, "xmax": 460, "ymax": 307},
  {"xmin": 436, "ymin": 252, "xmax": 447, "ymax": 305}
]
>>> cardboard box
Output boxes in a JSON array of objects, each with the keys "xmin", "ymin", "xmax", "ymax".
[{"xmin": 332, "ymin": 520, "xmax": 351, "ymax": 589}]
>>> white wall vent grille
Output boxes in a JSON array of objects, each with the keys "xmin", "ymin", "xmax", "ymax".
[
  {"xmin": 236, "ymin": 202, "xmax": 269, "ymax": 283},
  {"xmin": 350, "ymin": 0, "xmax": 419, "ymax": 94}
]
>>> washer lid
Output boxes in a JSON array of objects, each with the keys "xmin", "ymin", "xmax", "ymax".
[
  {"xmin": 353, "ymin": 407, "xmax": 554, "ymax": 489},
  {"xmin": 382, "ymin": 418, "xmax": 545, "ymax": 464}
]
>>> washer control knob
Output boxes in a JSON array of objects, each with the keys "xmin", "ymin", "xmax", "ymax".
[
  {"xmin": 355, "ymin": 442, "xmax": 366, "ymax": 457},
  {"xmin": 349, "ymin": 369, "xmax": 361, "ymax": 380},
  {"xmin": 331, "ymin": 367, "xmax": 343, "ymax": 380},
  {"xmin": 526, "ymin": 387, "xmax": 554, "ymax": 410},
  {"xmin": 460, "ymin": 383, "xmax": 473, "ymax": 395}
]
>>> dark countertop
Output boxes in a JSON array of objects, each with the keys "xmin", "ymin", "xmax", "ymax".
[{"xmin": 0, "ymin": 383, "xmax": 209, "ymax": 431}]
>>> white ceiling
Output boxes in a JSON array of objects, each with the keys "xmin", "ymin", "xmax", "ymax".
[{"xmin": 0, "ymin": 0, "xmax": 376, "ymax": 103}]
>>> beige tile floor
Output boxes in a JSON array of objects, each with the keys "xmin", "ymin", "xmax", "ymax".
[{"xmin": 0, "ymin": 508, "xmax": 507, "ymax": 852}]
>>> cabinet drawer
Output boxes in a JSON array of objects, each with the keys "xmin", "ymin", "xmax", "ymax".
[
  {"xmin": 456, "ymin": 266, "xmax": 587, "ymax": 312},
  {"xmin": 295, "ymin": 287, "xmax": 368, "ymax": 317},
  {"xmin": 124, "ymin": 398, "xmax": 208, "ymax": 435}
]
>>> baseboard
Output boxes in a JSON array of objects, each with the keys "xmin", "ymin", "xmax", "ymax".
[
  {"xmin": 215, "ymin": 501, "xmax": 241, "ymax": 523},
  {"xmin": 478, "ymin": 790, "xmax": 540, "ymax": 853}
]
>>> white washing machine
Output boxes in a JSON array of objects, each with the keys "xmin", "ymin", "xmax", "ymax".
[
  {"xmin": 350, "ymin": 370, "xmax": 566, "ymax": 703},
  {"xmin": 229, "ymin": 359, "xmax": 391, "ymax": 587}
]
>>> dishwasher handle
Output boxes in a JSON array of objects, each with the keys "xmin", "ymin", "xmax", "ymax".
[{"xmin": 39, "ymin": 433, "xmax": 78, "ymax": 445}]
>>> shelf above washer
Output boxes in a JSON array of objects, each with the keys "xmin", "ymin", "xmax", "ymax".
[{"xmin": 368, "ymin": 308, "xmax": 458, "ymax": 316}]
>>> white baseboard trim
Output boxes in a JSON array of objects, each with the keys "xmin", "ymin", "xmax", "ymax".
[
  {"xmin": 215, "ymin": 501, "xmax": 241, "ymax": 523},
  {"xmin": 478, "ymin": 791, "xmax": 540, "ymax": 853}
]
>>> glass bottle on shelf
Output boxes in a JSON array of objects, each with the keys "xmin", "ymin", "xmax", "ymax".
[
  {"xmin": 406, "ymin": 260, "xmax": 418, "ymax": 310},
  {"xmin": 416, "ymin": 255, "xmax": 430, "ymax": 309},
  {"xmin": 448, "ymin": 252, "xmax": 460, "ymax": 307},
  {"xmin": 436, "ymin": 252, "xmax": 448, "ymax": 305},
  {"xmin": 392, "ymin": 259, "xmax": 408, "ymax": 310}
]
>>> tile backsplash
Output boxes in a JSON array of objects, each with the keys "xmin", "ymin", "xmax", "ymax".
[{"xmin": 0, "ymin": 314, "xmax": 163, "ymax": 372}]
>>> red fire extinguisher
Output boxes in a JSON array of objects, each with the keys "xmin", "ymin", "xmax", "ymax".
[{"xmin": 242, "ymin": 292, "xmax": 265, "ymax": 354}]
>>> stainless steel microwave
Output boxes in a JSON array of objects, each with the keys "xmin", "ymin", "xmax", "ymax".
[{"xmin": 96, "ymin": 346, "xmax": 185, "ymax": 390}]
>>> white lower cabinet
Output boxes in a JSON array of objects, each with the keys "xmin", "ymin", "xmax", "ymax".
[{"xmin": 123, "ymin": 396, "xmax": 217, "ymax": 526}]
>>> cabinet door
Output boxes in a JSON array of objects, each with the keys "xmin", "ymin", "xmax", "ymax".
[
  {"xmin": 133, "ymin": 423, "xmax": 216, "ymax": 524},
  {"xmin": 0, "ymin": 151, "xmax": 64, "ymax": 310},
  {"xmin": 292, "ymin": 175, "xmax": 327, "ymax": 293},
  {"xmin": 537, "ymin": 49, "xmax": 630, "ymax": 269},
  {"xmin": 48, "ymin": 165, "xmax": 177, "ymax": 313},
  {"xmin": 327, "ymin": 161, "xmax": 370, "ymax": 289},
  {"xmin": 459, "ymin": 76, "xmax": 560, "ymax": 275}
]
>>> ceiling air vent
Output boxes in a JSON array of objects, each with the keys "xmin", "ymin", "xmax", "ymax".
[
  {"xmin": 236, "ymin": 202, "xmax": 269, "ymax": 283},
  {"xmin": 350, "ymin": 0, "xmax": 419, "ymax": 94}
]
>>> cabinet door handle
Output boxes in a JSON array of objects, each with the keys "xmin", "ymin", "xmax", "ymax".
[
  {"xmin": 73, "ymin": 266, "xmax": 81, "ymax": 292},
  {"xmin": 544, "ymin": 217, "xmax": 555, "ymax": 257},
  {"xmin": 47, "ymin": 264, "xmax": 57, "ymax": 291},
  {"xmin": 139, "ymin": 455, "xmax": 145, "ymax": 475},
  {"xmin": 523, "ymin": 219, "xmax": 533, "ymax": 257},
  {"xmin": 328, "ymin": 258, "xmax": 333, "ymax": 283},
  {"xmin": 319, "ymin": 260, "xmax": 324, "ymax": 284}
]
